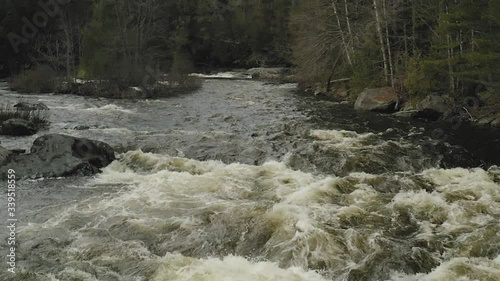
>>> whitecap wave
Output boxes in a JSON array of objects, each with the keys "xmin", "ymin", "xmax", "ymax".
[
  {"xmin": 13, "ymin": 151, "xmax": 500, "ymax": 280},
  {"xmin": 84, "ymin": 104, "xmax": 135, "ymax": 114}
]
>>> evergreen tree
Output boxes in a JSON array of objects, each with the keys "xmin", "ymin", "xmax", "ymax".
[{"xmin": 290, "ymin": 0, "xmax": 500, "ymax": 98}]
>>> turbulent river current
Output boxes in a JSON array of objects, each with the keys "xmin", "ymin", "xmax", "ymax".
[{"xmin": 0, "ymin": 79, "xmax": 499, "ymax": 281}]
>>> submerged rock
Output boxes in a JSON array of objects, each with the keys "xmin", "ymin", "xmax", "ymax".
[
  {"xmin": 0, "ymin": 118, "xmax": 37, "ymax": 136},
  {"xmin": 354, "ymin": 87, "xmax": 399, "ymax": 112},
  {"xmin": 0, "ymin": 134, "xmax": 115, "ymax": 179},
  {"xmin": 14, "ymin": 102, "xmax": 49, "ymax": 111}
]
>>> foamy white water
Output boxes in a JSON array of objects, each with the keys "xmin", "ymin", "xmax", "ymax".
[
  {"xmin": 152, "ymin": 254, "xmax": 329, "ymax": 281},
  {"xmin": 7, "ymin": 149, "xmax": 499, "ymax": 280},
  {"xmin": 84, "ymin": 104, "xmax": 136, "ymax": 114}
]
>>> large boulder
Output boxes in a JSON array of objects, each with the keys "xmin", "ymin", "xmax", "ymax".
[
  {"xmin": 354, "ymin": 87, "xmax": 399, "ymax": 112},
  {"xmin": 0, "ymin": 134, "xmax": 115, "ymax": 179},
  {"xmin": 416, "ymin": 95, "xmax": 453, "ymax": 114},
  {"xmin": 13, "ymin": 102, "xmax": 49, "ymax": 111},
  {"xmin": 0, "ymin": 119, "xmax": 37, "ymax": 136},
  {"xmin": 394, "ymin": 95, "xmax": 457, "ymax": 121}
]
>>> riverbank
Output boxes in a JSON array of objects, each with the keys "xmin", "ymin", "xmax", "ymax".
[
  {"xmin": 9, "ymin": 76, "xmax": 203, "ymax": 100},
  {"xmin": 56, "ymin": 77, "xmax": 203, "ymax": 99},
  {"xmin": 7, "ymin": 67, "xmax": 296, "ymax": 99},
  {"xmin": 308, "ymin": 82, "xmax": 500, "ymax": 130},
  {"xmin": 401, "ymin": 95, "xmax": 500, "ymax": 130}
]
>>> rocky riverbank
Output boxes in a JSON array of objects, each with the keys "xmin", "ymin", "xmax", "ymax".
[
  {"xmin": 8, "ymin": 65, "xmax": 203, "ymax": 99},
  {"xmin": 56, "ymin": 77, "xmax": 203, "ymax": 99},
  {"xmin": 8, "ymin": 67, "xmax": 296, "ymax": 100},
  {"xmin": 331, "ymin": 86, "xmax": 500, "ymax": 129}
]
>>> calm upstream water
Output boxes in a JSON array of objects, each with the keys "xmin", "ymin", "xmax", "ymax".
[{"xmin": 0, "ymin": 78, "xmax": 499, "ymax": 281}]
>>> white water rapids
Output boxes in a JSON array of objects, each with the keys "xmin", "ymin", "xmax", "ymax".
[
  {"xmin": 0, "ymin": 80, "xmax": 499, "ymax": 280},
  {"xmin": 12, "ymin": 147, "xmax": 500, "ymax": 281}
]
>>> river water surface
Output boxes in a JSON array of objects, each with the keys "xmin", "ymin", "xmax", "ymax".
[{"xmin": 0, "ymin": 79, "xmax": 499, "ymax": 281}]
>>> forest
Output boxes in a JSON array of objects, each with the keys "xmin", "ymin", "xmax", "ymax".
[
  {"xmin": 0, "ymin": 0, "xmax": 294, "ymax": 82},
  {"xmin": 0, "ymin": 0, "xmax": 499, "ymax": 100}
]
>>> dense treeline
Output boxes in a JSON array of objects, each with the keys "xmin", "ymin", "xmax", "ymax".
[
  {"xmin": 0, "ymin": 0, "xmax": 296, "ymax": 80},
  {"xmin": 1, "ymin": 0, "xmax": 499, "ymax": 100},
  {"xmin": 0, "ymin": 0, "xmax": 93, "ymax": 78},
  {"xmin": 290, "ymin": 0, "xmax": 500, "ymax": 99}
]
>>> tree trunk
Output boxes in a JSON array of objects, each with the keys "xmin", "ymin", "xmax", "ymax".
[
  {"xmin": 332, "ymin": 0, "xmax": 353, "ymax": 67},
  {"xmin": 411, "ymin": 1, "xmax": 417, "ymax": 52},
  {"xmin": 61, "ymin": 16, "xmax": 72, "ymax": 79},
  {"xmin": 382, "ymin": 0, "xmax": 394, "ymax": 87},
  {"xmin": 65, "ymin": 30, "xmax": 71, "ymax": 79},
  {"xmin": 373, "ymin": 0, "xmax": 389, "ymax": 83},
  {"xmin": 114, "ymin": 2, "xmax": 128, "ymax": 60},
  {"xmin": 403, "ymin": 23, "xmax": 408, "ymax": 62},
  {"xmin": 445, "ymin": 2, "xmax": 455, "ymax": 93},
  {"xmin": 343, "ymin": 0, "xmax": 355, "ymax": 60},
  {"xmin": 343, "ymin": 0, "xmax": 352, "ymax": 36}
]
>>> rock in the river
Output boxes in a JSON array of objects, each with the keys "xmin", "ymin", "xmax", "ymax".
[
  {"xmin": 0, "ymin": 118, "xmax": 37, "ymax": 136},
  {"xmin": 491, "ymin": 116, "xmax": 500, "ymax": 127},
  {"xmin": 476, "ymin": 115, "xmax": 496, "ymax": 126},
  {"xmin": 392, "ymin": 110, "xmax": 417, "ymax": 118},
  {"xmin": 0, "ymin": 134, "xmax": 115, "ymax": 179},
  {"xmin": 14, "ymin": 102, "xmax": 49, "ymax": 111},
  {"xmin": 248, "ymin": 67, "xmax": 288, "ymax": 80},
  {"xmin": 121, "ymin": 86, "xmax": 147, "ymax": 99},
  {"xmin": 439, "ymin": 107, "xmax": 471, "ymax": 124},
  {"xmin": 416, "ymin": 95, "xmax": 453, "ymax": 114},
  {"xmin": 488, "ymin": 166, "xmax": 500, "ymax": 183},
  {"xmin": 354, "ymin": 87, "xmax": 399, "ymax": 112},
  {"xmin": 393, "ymin": 95, "xmax": 456, "ymax": 121},
  {"xmin": 74, "ymin": 125, "xmax": 91, "ymax": 130},
  {"xmin": 0, "ymin": 146, "xmax": 12, "ymax": 166},
  {"xmin": 486, "ymin": 113, "xmax": 500, "ymax": 127}
]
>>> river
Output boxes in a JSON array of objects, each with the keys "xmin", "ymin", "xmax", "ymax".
[{"xmin": 0, "ymin": 79, "xmax": 499, "ymax": 281}]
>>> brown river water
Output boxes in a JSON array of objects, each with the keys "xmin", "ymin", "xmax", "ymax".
[{"xmin": 0, "ymin": 78, "xmax": 499, "ymax": 281}]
